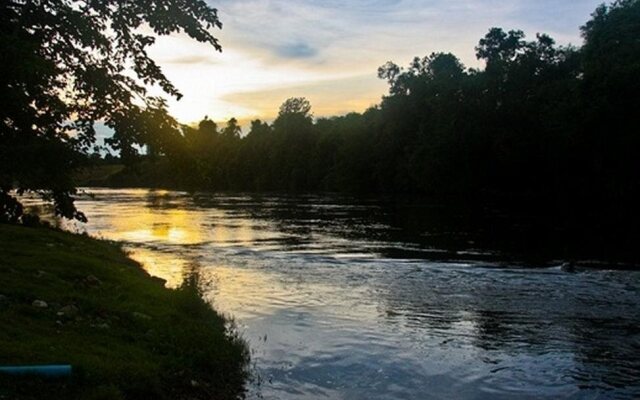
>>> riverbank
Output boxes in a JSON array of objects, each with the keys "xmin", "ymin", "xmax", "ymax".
[{"xmin": 0, "ymin": 223, "xmax": 248, "ymax": 399}]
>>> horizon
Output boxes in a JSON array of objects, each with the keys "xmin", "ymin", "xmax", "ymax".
[{"xmin": 145, "ymin": 0, "xmax": 603, "ymax": 127}]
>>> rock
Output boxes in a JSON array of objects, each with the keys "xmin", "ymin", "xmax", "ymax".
[
  {"xmin": 132, "ymin": 312, "xmax": 152, "ymax": 320},
  {"xmin": 151, "ymin": 276, "xmax": 167, "ymax": 286},
  {"xmin": 57, "ymin": 304, "xmax": 79, "ymax": 318},
  {"xmin": 32, "ymin": 300, "xmax": 48, "ymax": 308}
]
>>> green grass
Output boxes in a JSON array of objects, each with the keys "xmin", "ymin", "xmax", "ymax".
[{"xmin": 0, "ymin": 224, "xmax": 249, "ymax": 399}]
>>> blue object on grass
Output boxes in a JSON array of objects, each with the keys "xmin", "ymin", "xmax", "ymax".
[{"xmin": 0, "ymin": 365, "xmax": 72, "ymax": 377}]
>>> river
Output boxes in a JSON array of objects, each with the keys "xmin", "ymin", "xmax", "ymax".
[{"xmin": 40, "ymin": 188, "xmax": 640, "ymax": 399}]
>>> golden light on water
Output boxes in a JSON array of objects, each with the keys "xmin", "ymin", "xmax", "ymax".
[
  {"xmin": 100, "ymin": 207, "xmax": 204, "ymax": 287},
  {"xmin": 198, "ymin": 264, "xmax": 280, "ymax": 319},
  {"xmin": 210, "ymin": 220, "xmax": 256, "ymax": 245},
  {"xmin": 66, "ymin": 191, "xmax": 205, "ymax": 286},
  {"xmin": 72, "ymin": 190, "xmax": 265, "ymax": 288},
  {"xmin": 126, "ymin": 247, "xmax": 192, "ymax": 288},
  {"xmin": 123, "ymin": 219, "xmax": 200, "ymax": 286},
  {"xmin": 107, "ymin": 208, "xmax": 203, "ymax": 245}
]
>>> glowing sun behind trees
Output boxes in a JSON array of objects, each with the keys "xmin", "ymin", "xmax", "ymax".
[{"xmin": 0, "ymin": 0, "xmax": 223, "ymax": 222}]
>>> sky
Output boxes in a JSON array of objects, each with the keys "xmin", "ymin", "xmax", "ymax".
[{"xmin": 144, "ymin": 0, "xmax": 604, "ymax": 127}]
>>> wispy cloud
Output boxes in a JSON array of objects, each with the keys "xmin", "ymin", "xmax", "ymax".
[
  {"xmin": 144, "ymin": 0, "xmax": 604, "ymax": 124},
  {"xmin": 276, "ymin": 42, "xmax": 318, "ymax": 59},
  {"xmin": 223, "ymin": 74, "xmax": 387, "ymax": 120}
]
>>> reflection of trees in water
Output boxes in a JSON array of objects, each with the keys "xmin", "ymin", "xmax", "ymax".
[
  {"xmin": 145, "ymin": 189, "xmax": 188, "ymax": 210},
  {"xmin": 189, "ymin": 193, "xmax": 486, "ymax": 260},
  {"xmin": 187, "ymin": 192, "xmax": 636, "ymax": 265},
  {"xmin": 190, "ymin": 193, "xmax": 384, "ymax": 248}
]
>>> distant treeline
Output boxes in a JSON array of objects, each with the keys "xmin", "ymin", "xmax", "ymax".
[{"xmin": 107, "ymin": 1, "xmax": 639, "ymax": 210}]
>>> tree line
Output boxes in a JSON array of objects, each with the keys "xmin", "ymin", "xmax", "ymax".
[
  {"xmin": 2, "ymin": 0, "xmax": 639, "ymax": 223},
  {"xmin": 110, "ymin": 0, "xmax": 639, "ymax": 213}
]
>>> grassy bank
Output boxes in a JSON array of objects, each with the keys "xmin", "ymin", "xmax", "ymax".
[{"xmin": 0, "ymin": 224, "xmax": 248, "ymax": 399}]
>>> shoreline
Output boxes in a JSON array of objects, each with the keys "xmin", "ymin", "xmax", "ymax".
[{"xmin": 0, "ymin": 223, "xmax": 249, "ymax": 399}]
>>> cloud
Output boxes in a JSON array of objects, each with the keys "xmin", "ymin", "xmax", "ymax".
[
  {"xmin": 163, "ymin": 55, "xmax": 219, "ymax": 65},
  {"xmin": 276, "ymin": 42, "xmax": 318, "ymax": 59},
  {"xmin": 211, "ymin": 0, "xmax": 601, "ymax": 64},
  {"xmin": 222, "ymin": 73, "xmax": 388, "ymax": 120},
  {"xmin": 143, "ymin": 0, "xmax": 604, "ymax": 123}
]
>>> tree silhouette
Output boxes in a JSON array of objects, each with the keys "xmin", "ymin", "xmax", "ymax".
[
  {"xmin": 222, "ymin": 118, "xmax": 242, "ymax": 139},
  {"xmin": 278, "ymin": 97, "xmax": 312, "ymax": 118},
  {"xmin": 58, "ymin": 0, "xmax": 640, "ymax": 241},
  {"xmin": 0, "ymin": 0, "xmax": 223, "ymax": 222}
]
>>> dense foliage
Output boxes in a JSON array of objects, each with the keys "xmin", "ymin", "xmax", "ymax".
[
  {"xmin": 4, "ymin": 1, "xmax": 640, "ymax": 221},
  {"xmin": 116, "ymin": 0, "xmax": 639, "ymax": 215},
  {"xmin": 0, "ymin": 0, "xmax": 222, "ymax": 222}
]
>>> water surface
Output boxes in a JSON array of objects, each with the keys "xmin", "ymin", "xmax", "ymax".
[{"xmin": 50, "ymin": 188, "xmax": 640, "ymax": 399}]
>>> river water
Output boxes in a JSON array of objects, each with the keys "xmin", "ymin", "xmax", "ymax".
[{"xmin": 45, "ymin": 188, "xmax": 640, "ymax": 399}]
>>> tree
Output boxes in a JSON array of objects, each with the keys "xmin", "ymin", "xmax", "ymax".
[
  {"xmin": 581, "ymin": 0, "xmax": 640, "ymax": 102},
  {"xmin": 580, "ymin": 0, "xmax": 640, "ymax": 201},
  {"xmin": 273, "ymin": 97, "xmax": 314, "ymax": 135},
  {"xmin": 378, "ymin": 52, "xmax": 465, "ymax": 96},
  {"xmin": 475, "ymin": 28, "xmax": 526, "ymax": 72},
  {"xmin": 278, "ymin": 97, "xmax": 312, "ymax": 118},
  {"xmin": 247, "ymin": 119, "xmax": 271, "ymax": 138},
  {"xmin": 222, "ymin": 118, "xmax": 242, "ymax": 139},
  {"xmin": 0, "ymin": 0, "xmax": 223, "ymax": 222},
  {"xmin": 199, "ymin": 117, "xmax": 219, "ymax": 137}
]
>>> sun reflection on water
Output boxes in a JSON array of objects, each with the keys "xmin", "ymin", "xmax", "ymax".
[
  {"xmin": 68, "ymin": 189, "xmax": 269, "ymax": 288},
  {"xmin": 124, "ymin": 247, "xmax": 193, "ymax": 288},
  {"xmin": 108, "ymin": 208, "xmax": 203, "ymax": 245},
  {"xmin": 56, "ymin": 189, "xmax": 210, "ymax": 287}
]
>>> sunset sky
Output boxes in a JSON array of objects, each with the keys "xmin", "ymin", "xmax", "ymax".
[{"xmin": 145, "ymin": 0, "xmax": 603, "ymax": 127}]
